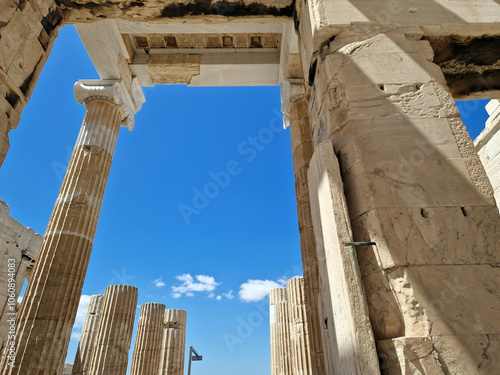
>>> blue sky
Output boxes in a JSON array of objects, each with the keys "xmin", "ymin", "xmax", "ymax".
[{"xmin": 0, "ymin": 25, "xmax": 491, "ymax": 374}]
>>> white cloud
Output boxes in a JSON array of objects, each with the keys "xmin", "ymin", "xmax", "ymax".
[
  {"xmin": 216, "ymin": 295, "xmax": 222, "ymax": 301},
  {"xmin": 171, "ymin": 273, "xmax": 221, "ymax": 298},
  {"xmin": 153, "ymin": 277, "xmax": 166, "ymax": 288},
  {"xmin": 223, "ymin": 290, "xmax": 234, "ymax": 300},
  {"xmin": 239, "ymin": 279, "xmax": 285, "ymax": 302},
  {"xmin": 70, "ymin": 294, "xmax": 92, "ymax": 342},
  {"xmin": 74, "ymin": 294, "xmax": 92, "ymax": 328}
]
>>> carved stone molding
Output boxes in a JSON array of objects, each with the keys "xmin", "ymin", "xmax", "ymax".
[{"xmin": 74, "ymin": 78, "xmax": 145, "ymax": 131}]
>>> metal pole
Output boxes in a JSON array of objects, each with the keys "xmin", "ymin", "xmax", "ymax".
[{"xmin": 187, "ymin": 346, "xmax": 193, "ymax": 375}]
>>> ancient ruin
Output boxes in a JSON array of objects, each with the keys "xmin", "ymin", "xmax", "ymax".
[
  {"xmin": 0, "ymin": 0, "xmax": 499, "ymax": 373},
  {"xmin": 270, "ymin": 278, "xmax": 314, "ymax": 375},
  {"xmin": 87, "ymin": 285, "xmax": 137, "ymax": 375},
  {"xmin": 159, "ymin": 309, "xmax": 187, "ymax": 375},
  {"xmin": 0, "ymin": 200, "xmax": 40, "ymax": 353},
  {"xmin": 130, "ymin": 303, "xmax": 165, "ymax": 375},
  {"xmin": 72, "ymin": 295, "xmax": 104, "ymax": 375}
]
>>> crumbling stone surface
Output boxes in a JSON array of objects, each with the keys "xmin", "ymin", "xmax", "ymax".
[
  {"xmin": 308, "ymin": 28, "xmax": 500, "ymax": 374},
  {"xmin": 59, "ymin": 0, "xmax": 294, "ymax": 24}
]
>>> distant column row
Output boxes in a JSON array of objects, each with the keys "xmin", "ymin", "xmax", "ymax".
[
  {"xmin": 270, "ymin": 277, "xmax": 312, "ymax": 375},
  {"xmin": 71, "ymin": 285, "xmax": 186, "ymax": 375}
]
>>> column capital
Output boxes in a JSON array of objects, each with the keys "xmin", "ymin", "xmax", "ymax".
[
  {"xmin": 280, "ymin": 80, "xmax": 307, "ymax": 128},
  {"xmin": 74, "ymin": 78, "xmax": 145, "ymax": 131}
]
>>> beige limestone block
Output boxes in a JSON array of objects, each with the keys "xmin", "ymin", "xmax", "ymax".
[
  {"xmin": 0, "ymin": 10, "xmax": 30, "ymax": 72},
  {"xmin": 308, "ymin": 140, "xmax": 380, "ymax": 375},
  {"xmin": 148, "ymin": 54, "xmax": 202, "ymax": 84},
  {"xmin": 72, "ymin": 295, "xmax": 104, "ymax": 375},
  {"xmin": 269, "ymin": 288, "xmax": 292, "ymax": 375},
  {"xmin": 159, "ymin": 309, "xmax": 186, "ymax": 375},
  {"xmin": 87, "ymin": 285, "xmax": 138, "ymax": 375},
  {"xmin": 308, "ymin": 28, "xmax": 500, "ymax": 373},
  {"xmin": 379, "ymin": 334, "xmax": 500, "ymax": 375},
  {"xmin": 130, "ymin": 303, "xmax": 165, "ymax": 375},
  {"xmin": 287, "ymin": 278, "xmax": 313, "ymax": 375},
  {"xmin": 288, "ymin": 95, "xmax": 326, "ymax": 375},
  {"xmin": 351, "ymin": 206, "xmax": 500, "ymax": 275},
  {"xmin": 296, "ymin": 0, "xmax": 500, "ymax": 83}
]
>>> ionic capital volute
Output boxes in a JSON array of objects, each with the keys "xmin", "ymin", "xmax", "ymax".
[{"xmin": 74, "ymin": 78, "xmax": 145, "ymax": 131}]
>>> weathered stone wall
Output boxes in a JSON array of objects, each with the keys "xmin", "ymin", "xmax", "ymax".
[
  {"xmin": 305, "ymin": 22, "xmax": 500, "ymax": 374},
  {"xmin": 476, "ymin": 99, "xmax": 500, "ymax": 212},
  {"xmin": 0, "ymin": 199, "xmax": 41, "ymax": 350},
  {"xmin": 0, "ymin": 0, "xmax": 61, "ymax": 167}
]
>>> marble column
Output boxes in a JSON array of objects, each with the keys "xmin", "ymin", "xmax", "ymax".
[
  {"xmin": 307, "ymin": 27, "xmax": 500, "ymax": 373},
  {"xmin": 72, "ymin": 295, "xmax": 104, "ymax": 375},
  {"xmin": 130, "ymin": 303, "xmax": 165, "ymax": 375},
  {"xmin": 287, "ymin": 91, "xmax": 326, "ymax": 375},
  {"xmin": 269, "ymin": 287, "xmax": 291, "ymax": 375},
  {"xmin": 158, "ymin": 309, "xmax": 186, "ymax": 375},
  {"xmin": 287, "ymin": 278, "xmax": 312, "ymax": 375},
  {"xmin": 87, "ymin": 285, "xmax": 138, "ymax": 375},
  {"xmin": 0, "ymin": 80, "xmax": 142, "ymax": 375}
]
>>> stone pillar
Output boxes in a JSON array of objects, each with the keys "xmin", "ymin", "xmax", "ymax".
[
  {"xmin": 87, "ymin": 285, "xmax": 138, "ymax": 375},
  {"xmin": 306, "ymin": 27, "xmax": 500, "ymax": 374},
  {"xmin": 269, "ymin": 288, "xmax": 291, "ymax": 375},
  {"xmin": 72, "ymin": 295, "xmax": 104, "ymax": 375},
  {"xmin": 287, "ymin": 278, "xmax": 312, "ymax": 375},
  {"xmin": 475, "ymin": 99, "xmax": 500, "ymax": 212},
  {"xmin": 0, "ymin": 80, "xmax": 142, "ymax": 375},
  {"xmin": 159, "ymin": 309, "xmax": 186, "ymax": 375},
  {"xmin": 287, "ymin": 91, "xmax": 326, "ymax": 375},
  {"xmin": 130, "ymin": 303, "xmax": 165, "ymax": 375}
]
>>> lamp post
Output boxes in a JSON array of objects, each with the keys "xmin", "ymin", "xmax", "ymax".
[{"xmin": 187, "ymin": 346, "xmax": 203, "ymax": 375}]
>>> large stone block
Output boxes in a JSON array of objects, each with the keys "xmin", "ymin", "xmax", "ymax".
[
  {"xmin": 351, "ymin": 206, "xmax": 500, "ymax": 274},
  {"xmin": 342, "ymin": 157, "xmax": 492, "ymax": 220},
  {"xmin": 308, "ymin": 140, "xmax": 379, "ymax": 375},
  {"xmin": 297, "ymin": 0, "xmax": 500, "ymax": 83},
  {"xmin": 0, "ymin": 10, "xmax": 30, "ymax": 71},
  {"xmin": 363, "ymin": 265, "xmax": 500, "ymax": 341}
]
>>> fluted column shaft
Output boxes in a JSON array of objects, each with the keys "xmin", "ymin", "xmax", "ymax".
[
  {"xmin": 159, "ymin": 309, "xmax": 187, "ymax": 375},
  {"xmin": 287, "ymin": 278, "xmax": 312, "ymax": 375},
  {"xmin": 72, "ymin": 295, "xmax": 104, "ymax": 375},
  {"xmin": 288, "ymin": 95, "xmax": 325, "ymax": 375},
  {"xmin": 87, "ymin": 285, "xmax": 138, "ymax": 375},
  {"xmin": 130, "ymin": 303, "xmax": 165, "ymax": 375},
  {"xmin": 0, "ymin": 87, "xmax": 127, "ymax": 375},
  {"xmin": 269, "ymin": 288, "xmax": 291, "ymax": 375}
]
